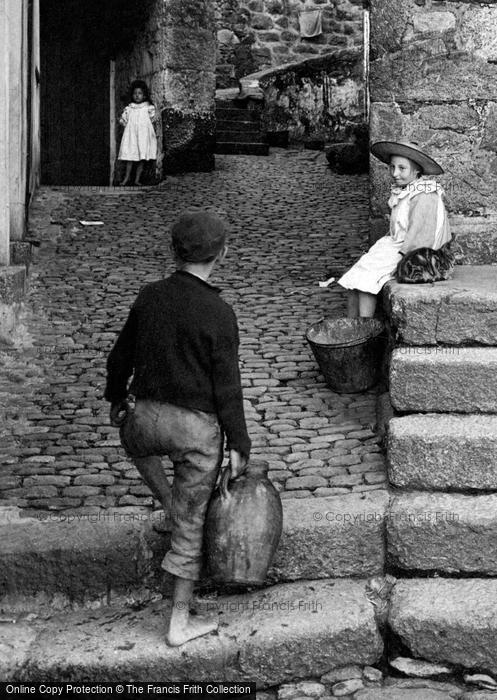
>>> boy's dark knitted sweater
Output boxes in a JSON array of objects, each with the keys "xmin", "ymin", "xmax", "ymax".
[{"xmin": 104, "ymin": 270, "xmax": 251, "ymax": 458}]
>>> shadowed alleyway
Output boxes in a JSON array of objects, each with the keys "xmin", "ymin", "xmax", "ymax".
[{"xmin": 0, "ymin": 150, "xmax": 385, "ymax": 514}]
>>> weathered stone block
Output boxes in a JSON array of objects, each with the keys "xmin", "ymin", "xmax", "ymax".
[
  {"xmin": 10, "ymin": 242, "xmax": 32, "ymax": 267},
  {"xmin": 390, "ymin": 347, "xmax": 497, "ymax": 413},
  {"xmin": 73, "ymin": 474, "xmax": 115, "ymax": 486},
  {"xmin": 384, "ymin": 266, "xmax": 497, "ymax": 346},
  {"xmin": 370, "ymin": 0, "xmax": 418, "ymax": 59},
  {"xmin": 356, "ymin": 690, "xmax": 454, "ymax": 700},
  {"xmin": 252, "ymin": 12, "xmax": 274, "ymax": 30},
  {"xmin": 0, "ymin": 517, "xmax": 154, "ymax": 602},
  {"xmin": 371, "ymin": 48, "xmax": 497, "ymax": 103},
  {"xmin": 453, "ymin": 216, "xmax": 497, "ymax": 265},
  {"xmin": 164, "ymin": 0, "xmax": 214, "ymax": 31},
  {"xmin": 0, "ymin": 266, "xmax": 26, "ymax": 304},
  {"xmin": 163, "ymin": 28, "xmax": 216, "ymax": 73},
  {"xmin": 412, "ymin": 11, "xmax": 456, "ymax": 35},
  {"xmin": 270, "ymin": 492, "xmax": 388, "ymax": 581},
  {"xmin": 388, "ymin": 492, "xmax": 497, "ymax": 574},
  {"xmin": 0, "ymin": 624, "xmax": 37, "ymax": 678},
  {"xmin": 455, "ymin": 5, "xmax": 497, "ymax": 65},
  {"xmin": 388, "ymin": 414, "xmax": 497, "ymax": 491},
  {"xmin": 482, "ymin": 103, "xmax": 497, "ymax": 152},
  {"xmin": 389, "ymin": 579, "xmax": 497, "ymax": 674},
  {"xmin": 265, "ymin": 0, "xmax": 283, "ymax": 13},
  {"xmin": 163, "ymin": 68, "xmax": 215, "ymax": 112},
  {"xmin": 16, "ymin": 580, "xmax": 383, "ymax": 685}
]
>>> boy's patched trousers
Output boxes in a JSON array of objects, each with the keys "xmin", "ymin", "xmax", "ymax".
[{"xmin": 120, "ymin": 399, "xmax": 223, "ymax": 581}]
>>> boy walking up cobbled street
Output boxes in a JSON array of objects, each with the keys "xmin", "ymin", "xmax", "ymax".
[{"xmin": 105, "ymin": 210, "xmax": 251, "ymax": 646}]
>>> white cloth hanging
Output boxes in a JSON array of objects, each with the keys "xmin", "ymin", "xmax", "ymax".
[{"xmin": 298, "ymin": 7, "xmax": 323, "ymax": 38}]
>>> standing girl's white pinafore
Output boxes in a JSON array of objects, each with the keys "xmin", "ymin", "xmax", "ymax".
[
  {"xmin": 338, "ymin": 179, "xmax": 450, "ymax": 295},
  {"xmin": 118, "ymin": 102, "xmax": 157, "ymax": 162}
]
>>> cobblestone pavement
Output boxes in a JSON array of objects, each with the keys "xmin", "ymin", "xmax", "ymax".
[{"xmin": 0, "ymin": 149, "xmax": 385, "ymax": 514}]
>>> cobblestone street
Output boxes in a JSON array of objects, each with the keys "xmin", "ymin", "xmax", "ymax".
[{"xmin": 0, "ymin": 149, "xmax": 385, "ymax": 514}]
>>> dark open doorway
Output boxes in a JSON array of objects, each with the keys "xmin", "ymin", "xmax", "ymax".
[{"xmin": 40, "ymin": 0, "xmax": 111, "ymax": 185}]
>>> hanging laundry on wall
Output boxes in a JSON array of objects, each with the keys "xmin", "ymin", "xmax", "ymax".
[{"xmin": 298, "ymin": 6, "xmax": 323, "ymax": 38}]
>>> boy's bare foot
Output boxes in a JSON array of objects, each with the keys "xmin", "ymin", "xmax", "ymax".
[
  {"xmin": 120, "ymin": 180, "xmax": 129, "ymax": 186},
  {"xmin": 166, "ymin": 616, "xmax": 218, "ymax": 647}
]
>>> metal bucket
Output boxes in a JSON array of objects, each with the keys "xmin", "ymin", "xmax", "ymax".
[{"xmin": 306, "ymin": 318, "xmax": 385, "ymax": 393}]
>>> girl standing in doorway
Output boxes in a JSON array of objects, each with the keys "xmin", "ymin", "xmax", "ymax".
[{"xmin": 119, "ymin": 80, "xmax": 158, "ymax": 186}]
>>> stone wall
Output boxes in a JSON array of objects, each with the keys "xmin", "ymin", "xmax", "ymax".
[
  {"xmin": 253, "ymin": 50, "xmax": 365, "ymax": 145},
  {"xmin": 369, "ymin": 0, "xmax": 497, "ymax": 263},
  {"xmin": 214, "ymin": 0, "xmax": 364, "ymax": 88},
  {"xmin": 114, "ymin": 0, "xmax": 216, "ymax": 178}
]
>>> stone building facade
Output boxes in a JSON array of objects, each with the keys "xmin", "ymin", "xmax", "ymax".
[
  {"xmin": 369, "ymin": 0, "xmax": 497, "ymax": 263},
  {"xmin": 214, "ymin": 0, "xmax": 365, "ymax": 87},
  {"xmin": 0, "ymin": 0, "xmax": 40, "ymax": 342},
  {"xmin": 114, "ymin": 0, "xmax": 217, "ymax": 177}
]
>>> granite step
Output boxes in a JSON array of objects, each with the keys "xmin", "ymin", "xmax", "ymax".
[
  {"xmin": 389, "ymin": 347, "xmax": 497, "ymax": 413},
  {"xmin": 388, "ymin": 491, "xmax": 497, "ymax": 575},
  {"xmin": 215, "ymin": 107, "xmax": 260, "ymax": 122},
  {"xmin": 0, "ymin": 492, "xmax": 388, "ymax": 607},
  {"xmin": 216, "ymin": 119, "xmax": 263, "ymax": 130},
  {"xmin": 384, "ymin": 265, "xmax": 497, "ymax": 346},
  {"xmin": 215, "ymin": 142, "xmax": 269, "ymax": 155},
  {"xmin": 389, "ymin": 579, "xmax": 497, "ymax": 675},
  {"xmin": 388, "ymin": 414, "xmax": 497, "ymax": 491},
  {"xmin": 216, "ymin": 130, "xmax": 266, "ymax": 143},
  {"xmin": 2, "ymin": 579, "xmax": 383, "ymax": 683}
]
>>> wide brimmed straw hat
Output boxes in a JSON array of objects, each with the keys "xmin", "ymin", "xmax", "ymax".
[{"xmin": 371, "ymin": 140, "xmax": 444, "ymax": 175}]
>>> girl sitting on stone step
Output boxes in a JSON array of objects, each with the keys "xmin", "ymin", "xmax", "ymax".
[
  {"xmin": 338, "ymin": 140, "xmax": 452, "ymax": 317},
  {"xmin": 118, "ymin": 80, "xmax": 158, "ymax": 186}
]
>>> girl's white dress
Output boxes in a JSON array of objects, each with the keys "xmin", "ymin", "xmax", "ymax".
[
  {"xmin": 338, "ymin": 178, "xmax": 451, "ymax": 295},
  {"xmin": 118, "ymin": 101, "xmax": 157, "ymax": 161}
]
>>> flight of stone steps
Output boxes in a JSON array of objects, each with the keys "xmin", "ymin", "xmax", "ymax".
[
  {"xmin": 383, "ymin": 264, "xmax": 497, "ymax": 675},
  {"xmin": 5, "ymin": 266, "xmax": 497, "ymax": 684},
  {"xmin": 215, "ymin": 97, "xmax": 269, "ymax": 156},
  {"xmin": 0, "ymin": 492, "xmax": 387, "ymax": 682}
]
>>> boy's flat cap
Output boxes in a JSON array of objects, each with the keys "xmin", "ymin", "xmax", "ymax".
[{"xmin": 172, "ymin": 211, "xmax": 227, "ymax": 263}]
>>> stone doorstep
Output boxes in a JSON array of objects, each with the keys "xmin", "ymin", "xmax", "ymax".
[
  {"xmin": 390, "ymin": 579, "xmax": 497, "ymax": 676},
  {"xmin": 2, "ymin": 579, "xmax": 383, "ymax": 684},
  {"xmin": 389, "ymin": 347, "xmax": 497, "ymax": 413},
  {"xmin": 384, "ymin": 265, "xmax": 497, "ymax": 347},
  {"xmin": 387, "ymin": 414, "xmax": 497, "ymax": 491},
  {"xmin": 388, "ymin": 491, "xmax": 497, "ymax": 575},
  {"xmin": 0, "ymin": 492, "xmax": 389, "ymax": 605}
]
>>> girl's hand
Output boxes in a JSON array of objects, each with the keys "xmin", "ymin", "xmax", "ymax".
[
  {"xmin": 148, "ymin": 105, "xmax": 157, "ymax": 122},
  {"xmin": 120, "ymin": 106, "xmax": 130, "ymax": 125}
]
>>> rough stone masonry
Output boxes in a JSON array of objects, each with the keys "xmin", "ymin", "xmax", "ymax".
[
  {"xmin": 114, "ymin": 0, "xmax": 217, "ymax": 176},
  {"xmin": 369, "ymin": 0, "xmax": 497, "ymax": 264},
  {"xmin": 213, "ymin": 0, "xmax": 364, "ymax": 84}
]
